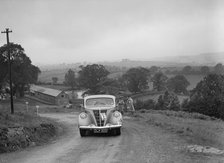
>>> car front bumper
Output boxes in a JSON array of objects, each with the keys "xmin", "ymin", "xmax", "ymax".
[{"xmin": 79, "ymin": 124, "xmax": 122, "ymax": 129}]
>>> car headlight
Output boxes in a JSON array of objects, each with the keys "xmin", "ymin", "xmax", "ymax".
[
  {"xmin": 113, "ymin": 111, "xmax": 120, "ymax": 118},
  {"xmin": 80, "ymin": 113, "xmax": 87, "ymax": 119}
]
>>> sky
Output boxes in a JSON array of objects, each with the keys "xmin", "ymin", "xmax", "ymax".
[{"xmin": 0, "ymin": 0, "xmax": 224, "ymax": 65}]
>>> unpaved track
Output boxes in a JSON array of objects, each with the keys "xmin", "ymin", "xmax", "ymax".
[{"xmin": 0, "ymin": 113, "xmax": 219, "ymax": 163}]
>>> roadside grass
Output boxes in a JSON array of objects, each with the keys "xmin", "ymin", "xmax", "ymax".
[
  {"xmin": 0, "ymin": 98, "xmax": 67, "ymax": 153},
  {"xmin": 0, "ymin": 98, "xmax": 80, "ymax": 114},
  {"xmin": 0, "ymin": 111, "xmax": 51, "ymax": 128},
  {"xmin": 38, "ymin": 105, "xmax": 81, "ymax": 113},
  {"xmin": 0, "ymin": 98, "xmax": 60, "ymax": 128},
  {"xmin": 136, "ymin": 110, "xmax": 224, "ymax": 149}
]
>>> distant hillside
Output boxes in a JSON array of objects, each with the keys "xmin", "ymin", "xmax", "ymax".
[
  {"xmin": 38, "ymin": 52, "xmax": 223, "ymax": 71},
  {"xmin": 99, "ymin": 59, "xmax": 187, "ymax": 68},
  {"xmin": 159, "ymin": 52, "xmax": 224, "ymax": 66},
  {"xmin": 38, "ymin": 60, "xmax": 186, "ymax": 71}
]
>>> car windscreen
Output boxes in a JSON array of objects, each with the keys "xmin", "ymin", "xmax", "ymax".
[{"xmin": 86, "ymin": 98, "xmax": 114, "ymax": 107}]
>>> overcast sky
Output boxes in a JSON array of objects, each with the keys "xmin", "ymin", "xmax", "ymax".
[{"xmin": 0, "ymin": 0, "xmax": 224, "ymax": 65}]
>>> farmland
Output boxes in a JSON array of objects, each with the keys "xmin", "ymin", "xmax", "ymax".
[
  {"xmin": 38, "ymin": 69, "xmax": 69, "ymax": 84},
  {"xmin": 38, "ymin": 68, "xmax": 205, "ymax": 91},
  {"xmin": 167, "ymin": 74, "xmax": 205, "ymax": 90}
]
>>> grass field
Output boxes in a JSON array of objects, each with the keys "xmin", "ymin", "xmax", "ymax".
[
  {"xmin": 38, "ymin": 69, "xmax": 69, "ymax": 84},
  {"xmin": 167, "ymin": 74, "xmax": 205, "ymax": 90}
]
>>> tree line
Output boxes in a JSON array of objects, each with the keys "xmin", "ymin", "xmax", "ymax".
[
  {"xmin": 63, "ymin": 64, "xmax": 190, "ymax": 95},
  {"xmin": 165, "ymin": 64, "xmax": 224, "ymax": 75},
  {"xmin": 63, "ymin": 64, "xmax": 224, "ymax": 120}
]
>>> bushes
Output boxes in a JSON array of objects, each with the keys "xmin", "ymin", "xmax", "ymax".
[
  {"xmin": 0, "ymin": 123, "xmax": 56, "ymax": 153},
  {"xmin": 134, "ymin": 91, "xmax": 181, "ymax": 111},
  {"xmin": 184, "ymin": 74, "xmax": 224, "ymax": 120},
  {"xmin": 134, "ymin": 74, "xmax": 224, "ymax": 120},
  {"xmin": 155, "ymin": 91, "xmax": 180, "ymax": 111},
  {"xmin": 134, "ymin": 99, "xmax": 155, "ymax": 110},
  {"xmin": 181, "ymin": 98, "xmax": 189, "ymax": 110}
]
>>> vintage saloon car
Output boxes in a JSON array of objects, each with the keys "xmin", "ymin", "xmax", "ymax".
[{"xmin": 78, "ymin": 95, "xmax": 122, "ymax": 136}]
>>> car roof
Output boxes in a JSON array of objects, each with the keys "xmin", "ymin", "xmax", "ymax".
[{"xmin": 84, "ymin": 94, "xmax": 115, "ymax": 100}]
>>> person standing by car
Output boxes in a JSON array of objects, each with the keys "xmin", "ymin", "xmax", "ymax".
[
  {"xmin": 117, "ymin": 98, "xmax": 125, "ymax": 115},
  {"xmin": 126, "ymin": 96, "xmax": 135, "ymax": 114}
]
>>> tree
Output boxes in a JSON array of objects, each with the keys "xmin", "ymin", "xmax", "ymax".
[
  {"xmin": 182, "ymin": 66, "xmax": 192, "ymax": 74},
  {"xmin": 64, "ymin": 69, "xmax": 76, "ymax": 89},
  {"xmin": 0, "ymin": 49, "xmax": 8, "ymax": 91},
  {"xmin": 149, "ymin": 66, "xmax": 160, "ymax": 74},
  {"xmin": 52, "ymin": 77, "xmax": 58, "ymax": 85},
  {"xmin": 155, "ymin": 95, "xmax": 164, "ymax": 110},
  {"xmin": 181, "ymin": 98, "xmax": 189, "ymax": 110},
  {"xmin": 163, "ymin": 91, "xmax": 171, "ymax": 109},
  {"xmin": 122, "ymin": 67, "xmax": 150, "ymax": 93},
  {"xmin": 155, "ymin": 91, "xmax": 180, "ymax": 110},
  {"xmin": 200, "ymin": 66, "xmax": 210, "ymax": 74},
  {"xmin": 151, "ymin": 72, "xmax": 168, "ymax": 91},
  {"xmin": 166, "ymin": 75, "xmax": 190, "ymax": 94},
  {"xmin": 0, "ymin": 43, "xmax": 40, "ymax": 97},
  {"xmin": 214, "ymin": 63, "xmax": 224, "ymax": 74},
  {"xmin": 117, "ymin": 76, "xmax": 128, "ymax": 91},
  {"xmin": 169, "ymin": 95, "xmax": 180, "ymax": 111},
  {"xmin": 187, "ymin": 74, "xmax": 224, "ymax": 119},
  {"xmin": 78, "ymin": 64, "xmax": 109, "ymax": 94},
  {"xmin": 96, "ymin": 78, "xmax": 120, "ymax": 95}
]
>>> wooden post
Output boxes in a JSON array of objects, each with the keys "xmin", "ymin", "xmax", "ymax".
[
  {"xmin": 36, "ymin": 105, "xmax": 39, "ymax": 115},
  {"xmin": 25, "ymin": 101, "xmax": 29, "ymax": 112},
  {"xmin": 1, "ymin": 28, "xmax": 14, "ymax": 114}
]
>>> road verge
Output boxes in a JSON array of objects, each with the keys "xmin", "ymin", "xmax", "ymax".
[
  {"xmin": 0, "ymin": 112, "xmax": 60, "ymax": 153},
  {"xmin": 134, "ymin": 110, "xmax": 224, "ymax": 151}
]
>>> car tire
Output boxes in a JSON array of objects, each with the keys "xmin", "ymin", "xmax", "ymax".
[
  {"xmin": 112, "ymin": 128, "xmax": 121, "ymax": 136},
  {"xmin": 116, "ymin": 128, "xmax": 121, "ymax": 136},
  {"xmin": 80, "ymin": 129, "xmax": 86, "ymax": 137}
]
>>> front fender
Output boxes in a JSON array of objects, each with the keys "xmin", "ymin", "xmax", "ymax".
[
  {"xmin": 78, "ymin": 112, "xmax": 91, "ymax": 127},
  {"xmin": 109, "ymin": 111, "xmax": 123, "ymax": 125}
]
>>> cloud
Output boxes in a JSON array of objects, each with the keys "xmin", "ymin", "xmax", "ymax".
[{"xmin": 0, "ymin": 0, "xmax": 224, "ymax": 64}]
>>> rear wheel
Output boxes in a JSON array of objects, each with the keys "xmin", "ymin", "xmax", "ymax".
[{"xmin": 80, "ymin": 129, "xmax": 86, "ymax": 137}]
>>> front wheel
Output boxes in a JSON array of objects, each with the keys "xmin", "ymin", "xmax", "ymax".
[
  {"xmin": 79, "ymin": 128, "xmax": 86, "ymax": 137},
  {"xmin": 116, "ymin": 128, "xmax": 121, "ymax": 136},
  {"xmin": 111, "ymin": 128, "xmax": 121, "ymax": 136}
]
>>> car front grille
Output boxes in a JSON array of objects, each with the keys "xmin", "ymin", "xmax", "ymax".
[{"xmin": 93, "ymin": 110, "xmax": 107, "ymax": 126}]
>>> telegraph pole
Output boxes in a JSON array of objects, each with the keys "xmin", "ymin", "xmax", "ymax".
[{"xmin": 1, "ymin": 28, "xmax": 14, "ymax": 114}]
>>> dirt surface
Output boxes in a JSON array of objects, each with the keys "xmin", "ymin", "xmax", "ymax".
[{"xmin": 0, "ymin": 113, "xmax": 223, "ymax": 163}]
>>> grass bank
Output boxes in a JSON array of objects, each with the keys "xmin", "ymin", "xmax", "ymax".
[
  {"xmin": 135, "ymin": 110, "xmax": 224, "ymax": 150},
  {"xmin": 0, "ymin": 99, "xmax": 64, "ymax": 153}
]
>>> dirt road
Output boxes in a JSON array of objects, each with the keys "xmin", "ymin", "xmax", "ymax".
[{"xmin": 0, "ymin": 113, "xmax": 219, "ymax": 163}]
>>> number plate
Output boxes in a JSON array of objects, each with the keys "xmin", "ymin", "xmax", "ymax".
[{"xmin": 94, "ymin": 128, "xmax": 108, "ymax": 133}]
